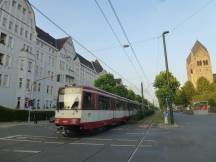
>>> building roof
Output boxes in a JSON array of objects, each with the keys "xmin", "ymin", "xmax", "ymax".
[
  {"xmin": 56, "ymin": 37, "xmax": 69, "ymax": 49},
  {"xmin": 92, "ymin": 60, "xmax": 104, "ymax": 73},
  {"xmin": 74, "ymin": 53, "xmax": 94, "ymax": 70},
  {"xmin": 36, "ymin": 26, "xmax": 68, "ymax": 50},
  {"xmin": 191, "ymin": 40, "xmax": 208, "ymax": 54},
  {"xmin": 187, "ymin": 40, "xmax": 209, "ymax": 64}
]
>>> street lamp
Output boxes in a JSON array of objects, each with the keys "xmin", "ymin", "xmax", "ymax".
[{"xmin": 162, "ymin": 31, "xmax": 174, "ymax": 125}]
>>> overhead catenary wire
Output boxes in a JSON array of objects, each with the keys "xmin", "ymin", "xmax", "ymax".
[
  {"xmin": 29, "ymin": 2, "xmax": 142, "ymax": 92},
  {"xmin": 171, "ymin": 0, "xmax": 216, "ymax": 33},
  {"xmin": 107, "ymin": 0, "xmax": 151, "ymax": 85},
  {"xmin": 94, "ymin": 0, "xmax": 143, "ymax": 81}
]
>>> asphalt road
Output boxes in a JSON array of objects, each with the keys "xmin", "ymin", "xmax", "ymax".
[{"xmin": 0, "ymin": 113, "xmax": 216, "ymax": 162}]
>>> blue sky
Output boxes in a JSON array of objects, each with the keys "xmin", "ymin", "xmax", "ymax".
[{"xmin": 29, "ymin": 0, "xmax": 216, "ymax": 102}]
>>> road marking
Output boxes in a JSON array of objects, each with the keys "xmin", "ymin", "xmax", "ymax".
[
  {"xmin": 126, "ymin": 132, "xmax": 145, "ymax": 135},
  {"xmin": 127, "ymin": 123, "xmax": 153, "ymax": 162},
  {"xmin": 0, "ymin": 138, "xmax": 42, "ymax": 143},
  {"xmin": 13, "ymin": 149, "xmax": 41, "ymax": 153},
  {"xmin": 1, "ymin": 135, "xmax": 23, "ymax": 139},
  {"xmin": 111, "ymin": 144, "xmax": 136, "ymax": 147},
  {"xmin": 69, "ymin": 142, "xmax": 104, "ymax": 146},
  {"xmin": 140, "ymin": 145, "xmax": 153, "ymax": 148},
  {"xmin": 117, "ymin": 139, "xmax": 137, "ymax": 142},
  {"xmin": 84, "ymin": 138, "xmax": 112, "ymax": 141},
  {"xmin": 44, "ymin": 141, "xmax": 64, "ymax": 144},
  {"xmin": 143, "ymin": 139, "xmax": 155, "ymax": 142},
  {"xmin": 2, "ymin": 149, "xmax": 40, "ymax": 154}
]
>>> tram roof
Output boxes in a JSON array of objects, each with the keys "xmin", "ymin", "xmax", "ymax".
[{"xmin": 60, "ymin": 85, "xmax": 142, "ymax": 105}]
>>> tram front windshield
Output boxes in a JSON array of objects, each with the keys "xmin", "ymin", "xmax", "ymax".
[{"xmin": 58, "ymin": 89, "xmax": 81, "ymax": 110}]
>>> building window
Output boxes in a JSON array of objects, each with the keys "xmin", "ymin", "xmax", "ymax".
[
  {"xmin": 20, "ymin": 27, "xmax": 23, "ymax": 36},
  {"xmin": 25, "ymin": 30, "xmax": 28, "ymax": 38},
  {"xmin": 46, "ymin": 85, "xmax": 49, "ymax": 94},
  {"xmin": 38, "ymin": 83, "xmax": 41, "ymax": 92},
  {"xmin": 0, "ymin": 32, "xmax": 7, "ymax": 45},
  {"xmin": 60, "ymin": 61, "xmax": 65, "ymax": 70},
  {"xmin": 50, "ymin": 86, "xmax": 53, "ymax": 95},
  {"xmin": 191, "ymin": 69, "xmax": 193, "ymax": 74},
  {"xmin": 9, "ymin": 21, "xmax": 13, "ymax": 30},
  {"xmin": 0, "ymin": 74, "xmax": 2, "ymax": 86},
  {"xmin": 203, "ymin": 60, "xmax": 208, "ymax": 66},
  {"xmin": 48, "ymin": 56, "xmax": 51, "ymax": 65},
  {"xmin": 29, "ymin": 33, "xmax": 32, "ymax": 40},
  {"xmin": 15, "ymin": 24, "xmax": 18, "ymax": 33},
  {"xmin": 26, "ymin": 79, "xmax": 30, "ymax": 91},
  {"xmin": 5, "ymin": 55, "xmax": 10, "ymax": 67},
  {"xmin": 23, "ymin": 8, "xmax": 26, "ymax": 15},
  {"xmin": 27, "ymin": 61, "xmax": 32, "ymax": 72},
  {"xmin": 17, "ymin": 4, "xmax": 21, "ymax": 10},
  {"xmin": 8, "ymin": 36, "xmax": 13, "ymax": 48},
  {"xmin": 48, "ymin": 71, "xmax": 50, "ymax": 79},
  {"xmin": 35, "ymin": 65, "xmax": 39, "ymax": 76},
  {"xmin": 57, "ymin": 74, "xmax": 60, "ymax": 82},
  {"xmin": 12, "ymin": 0, "xmax": 16, "ymax": 7},
  {"xmin": 51, "ymin": 72, "xmax": 54, "ymax": 80},
  {"xmin": 20, "ymin": 60, "xmax": 24, "ymax": 71},
  {"xmin": 2, "ymin": 17, "xmax": 7, "ymax": 27},
  {"xmin": 0, "ymin": 53, "xmax": 4, "ymax": 65},
  {"xmin": 33, "ymin": 82, "xmax": 37, "ymax": 91},
  {"xmin": 3, "ymin": 75, "xmax": 9, "ymax": 87},
  {"xmin": 18, "ymin": 78, "xmax": 22, "ymax": 88}
]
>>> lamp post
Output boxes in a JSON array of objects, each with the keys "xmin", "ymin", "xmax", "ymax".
[{"xmin": 162, "ymin": 31, "xmax": 174, "ymax": 125}]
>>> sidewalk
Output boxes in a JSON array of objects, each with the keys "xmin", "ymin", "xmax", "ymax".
[{"xmin": 0, "ymin": 121, "xmax": 50, "ymax": 128}]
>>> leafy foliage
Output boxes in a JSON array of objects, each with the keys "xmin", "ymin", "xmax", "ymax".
[
  {"xmin": 153, "ymin": 71, "xmax": 180, "ymax": 110},
  {"xmin": 94, "ymin": 73, "xmax": 156, "ymax": 108}
]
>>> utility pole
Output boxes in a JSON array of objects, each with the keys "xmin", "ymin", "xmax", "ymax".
[
  {"xmin": 141, "ymin": 82, "xmax": 144, "ymax": 111},
  {"xmin": 162, "ymin": 31, "xmax": 174, "ymax": 125}
]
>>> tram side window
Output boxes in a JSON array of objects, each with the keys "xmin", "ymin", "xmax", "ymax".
[
  {"xmin": 99, "ymin": 96, "xmax": 110, "ymax": 110},
  {"xmin": 83, "ymin": 92, "xmax": 94, "ymax": 110}
]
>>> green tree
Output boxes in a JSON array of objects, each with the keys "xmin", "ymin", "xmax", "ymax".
[
  {"xmin": 182, "ymin": 81, "xmax": 196, "ymax": 103},
  {"xmin": 127, "ymin": 89, "xmax": 136, "ymax": 100},
  {"xmin": 94, "ymin": 73, "xmax": 116, "ymax": 93},
  {"xmin": 135, "ymin": 95, "xmax": 142, "ymax": 103},
  {"xmin": 113, "ymin": 84, "xmax": 128, "ymax": 98},
  {"xmin": 153, "ymin": 71, "xmax": 180, "ymax": 110},
  {"xmin": 196, "ymin": 77, "xmax": 210, "ymax": 94}
]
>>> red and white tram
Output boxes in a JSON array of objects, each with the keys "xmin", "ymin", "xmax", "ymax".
[{"xmin": 55, "ymin": 86, "xmax": 142, "ymax": 135}]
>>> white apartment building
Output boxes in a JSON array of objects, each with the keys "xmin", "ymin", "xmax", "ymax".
[{"xmin": 0, "ymin": 0, "xmax": 105, "ymax": 110}]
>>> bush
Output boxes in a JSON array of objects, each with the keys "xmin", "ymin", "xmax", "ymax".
[{"xmin": 0, "ymin": 105, "xmax": 55, "ymax": 122}]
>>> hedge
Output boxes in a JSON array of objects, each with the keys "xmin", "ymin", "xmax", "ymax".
[{"xmin": 0, "ymin": 106, "xmax": 55, "ymax": 122}]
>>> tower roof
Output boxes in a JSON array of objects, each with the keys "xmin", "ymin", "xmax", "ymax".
[{"xmin": 187, "ymin": 40, "xmax": 209, "ymax": 64}]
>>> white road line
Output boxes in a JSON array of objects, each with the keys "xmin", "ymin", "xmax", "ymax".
[
  {"xmin": 117, "ymin": 139, "xmax": 137, "ymax": 142},
  {"xmin": 23, "ymin": 135, "xmax": 59, "ymax": 139},
  {"xmin": 140, "ymin": 145, "xmax": 153, "ymax": 148},
  {"xmin": 69, "ymin": 142, "xmax": 104, "ymax": 146},
  {"xmin": 1, "ymin": 135, "xmax": 23, "ymax": 139},
  {"xmin": 143, "ymin": 139, "xmax": 155, "ymax": 142},
  {"xmin": 126, "ymin": 133, "xmax": 145, "ymax": 135},
  {"xmin": 111, "ymin": 144, "xmax": 136, "ymax": 147},
  {"xmin": 2, "ymin": 149, "xmax": 40, "ymax": 154},
  {"xmin": 44, "ymin": 141, "xmax": 64, "ymax": 144},
  {"xmin": 13, "ymin": 149, "xmax": 40, "ymax": 153},
  {"xmin": 84, "ymin": 138, "xmax": 112, "ymax": 141},
  {"xmin": 0, "ymin": 138, "xmax": 42, "ymax": 143}
]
